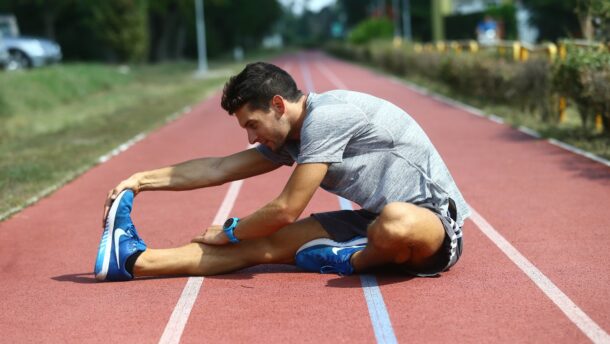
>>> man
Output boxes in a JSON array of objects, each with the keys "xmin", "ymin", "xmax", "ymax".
[
  {"xmin": 476, "ymin": 15, "xmax": 499, "ymax": 45},
  {"xmin": 94, "ymin": 62, "xmax": 470, "ymax": 282}
]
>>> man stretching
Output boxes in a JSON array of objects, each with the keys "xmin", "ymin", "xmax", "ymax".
[{"xmin": 94, "ymin": 62, "xmax": 470, "ymax": 281}]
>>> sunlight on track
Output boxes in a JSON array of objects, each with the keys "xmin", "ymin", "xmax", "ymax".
[{"xmin": 470, "ymin": 209, "xmax": 610, "ymax": 343}]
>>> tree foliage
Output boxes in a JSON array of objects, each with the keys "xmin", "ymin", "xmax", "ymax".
[
  {"xmin": 0, "ymin": 0, "xmax": 283, "ymax": 62},
  {"xmin": 522, "ymin": 0, "xmax": 609, "ymax": 41},
  {"xmin": 89, "ymin": 0, "xmax": 149, "ymax": 62}
]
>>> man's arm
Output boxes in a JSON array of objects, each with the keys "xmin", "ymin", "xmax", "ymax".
[
  {"xmin": 103, "ymin": 148, "xmax": 281, "ymax": 222},
  {"xmin": 192, "ymin": 162, "xmax": 329, "ymax": 244}
]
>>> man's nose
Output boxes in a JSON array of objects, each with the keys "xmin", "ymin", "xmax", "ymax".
[{"xmin": 247, "ymin": 129, "xmax": 257, "ymax": 144}]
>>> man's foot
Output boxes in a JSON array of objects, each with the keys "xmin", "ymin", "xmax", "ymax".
[
  {"xmin": 295, "ymin": 236, "xmax": 367, "ymax": 275},
  {"xmin": 94, "ymin": 190, "xmax": 147, "ymax": 281}
]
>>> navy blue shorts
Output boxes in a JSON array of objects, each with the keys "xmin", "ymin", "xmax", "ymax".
[{"xmin": 311, "ymin": 202, "xmax": 463, "ymax": 277}]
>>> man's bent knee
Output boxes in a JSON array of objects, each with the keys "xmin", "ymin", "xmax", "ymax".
[{"xmin": 368, "ymin": 202, "xmax": 445, "ymax": 264}]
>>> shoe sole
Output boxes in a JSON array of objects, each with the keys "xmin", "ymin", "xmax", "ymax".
[
  {"xmin": 94, "ymin": 190, "xmax": 128, "ymax": 281},
  {"xmin": 296, "ymin": 237, "xmax": 368, "ymax": 255}
]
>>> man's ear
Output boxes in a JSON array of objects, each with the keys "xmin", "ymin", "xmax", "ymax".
[{"xmin": 271, "ymin": 95, "xmax": 286, "ymax": 115}]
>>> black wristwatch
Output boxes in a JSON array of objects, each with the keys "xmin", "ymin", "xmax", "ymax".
[{"xmin": 222, "ymin": 217, "xmax": 240, "ymax": 244}]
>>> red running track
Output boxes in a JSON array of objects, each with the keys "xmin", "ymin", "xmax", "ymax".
[{"xmin": 0, "ymin": 52, "xmax": 608, "ymax": 343}]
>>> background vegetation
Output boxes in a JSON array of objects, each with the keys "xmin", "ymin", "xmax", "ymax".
[{"xmin": 326, "ymin": 40, "xmax": 610, "ymax": 159}]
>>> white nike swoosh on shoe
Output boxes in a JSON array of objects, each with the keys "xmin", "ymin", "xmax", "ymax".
[
  {"xmin": 114, "ymin": 228, "xmax": 128, "ymax": 269},
  {"xmin": 331, "ymin": 247, "xmax": 347, "ymax": 255},
  {"xmin": 331, "ymin": 246, "xmax": 363, "ymax": 255}
]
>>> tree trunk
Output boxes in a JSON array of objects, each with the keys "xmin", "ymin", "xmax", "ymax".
[
  {"xmin": 42, "ymin": 11, "xmax": 56, "ymax": 40},
  {"xmin": 578, "ymin": 12, "xmax": 594, "ymax": 40}
]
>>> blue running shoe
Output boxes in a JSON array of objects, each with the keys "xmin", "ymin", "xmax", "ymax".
[
  {"xmin": 94, "ymin": 190, "xmax": 147, "ymax": 281},
  {"xmin": 295, "ymin": 236, "xmax": 367, "ymax": 275}
]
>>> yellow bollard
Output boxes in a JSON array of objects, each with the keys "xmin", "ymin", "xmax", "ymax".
[
  {"xmin": 546, "ymin": 43, "xmax": 557, "ymax": 62},
  {"xmin": 595, "ymin": 113, "xmax": 603, "ymax": 132},
  {"xmin": 520, "ymin": 47, "xmax": 529, "ymax": 61},
  {"xmin": 435, "ymin": 41, "xmax": 446, "ymax": 53},
  {"xmin": 512, "ymin": 42, "xmax": 521, "ymax": 61},
  {"xmin": 559, "ymin": 97, "xmax": 567, "ymax": 123},
  {"xmin": 559, "ymin": 43, "xmax": 567, "ymax": 61},
  {"xmin": 393, "ymin": 36, "xmax": 402, "ymax": 48},
  {"xmin": 468, "ymin": 40, "xmax": 479, "ymax": 53}
]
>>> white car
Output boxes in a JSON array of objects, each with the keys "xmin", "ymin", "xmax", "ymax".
[{"xmin": 0, "ymin": 14, "xmax": 62, "ymax": 70}]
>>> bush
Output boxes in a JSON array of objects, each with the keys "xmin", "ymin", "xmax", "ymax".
[
  {"xmin": 553, "ymin": 46, "xmax": 610, "ymax": 130},
  {"xmin": 326, "ymin": 40, "xmax": 610, "ymax": 135},
  {"xmin": 348, "ymin": 18, "xmax": 394, "ymax": 45}
]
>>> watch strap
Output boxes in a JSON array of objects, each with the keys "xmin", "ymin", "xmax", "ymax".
[{"xmin": 223, "ymin": 217, "xmax": 240, "ymax": 244}]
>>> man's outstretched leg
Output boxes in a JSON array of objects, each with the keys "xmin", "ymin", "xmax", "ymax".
[
  {"xmin": 134, "ymin": 216, "xmax": 330, "ymax": 277},
  {"xmin": 94, "ymin": 190, "xmax": 332, "ymax": 281}
]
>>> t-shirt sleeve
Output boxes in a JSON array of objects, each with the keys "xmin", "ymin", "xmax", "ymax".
[
  {"xmin": 255, "ymin": 144, "xmax": 295, "ymax": 166},
  {"xmin": 297, "ymin": 105, "xmax": 367, "ymax": 164}
]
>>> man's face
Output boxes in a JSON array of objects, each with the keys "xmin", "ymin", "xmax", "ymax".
[{"xmin": 234, "ymin": 103, "xmax": 289, "ymax": 152}]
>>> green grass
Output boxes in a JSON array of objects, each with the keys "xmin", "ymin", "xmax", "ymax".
[{"xmin": 0, "ymin": 55, "xmax": 276, "ymax": 219}]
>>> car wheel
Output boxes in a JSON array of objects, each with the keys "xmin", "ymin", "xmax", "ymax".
[{"xmin": 6, "ymin": 50, "xmax": 31, "ymax": 70}]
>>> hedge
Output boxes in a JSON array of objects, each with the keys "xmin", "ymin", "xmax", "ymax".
[{"xmin": 326, "ymin": 41, "xmax": 610, "ymax": 135}]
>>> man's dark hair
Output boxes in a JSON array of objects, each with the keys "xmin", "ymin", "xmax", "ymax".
[{"xmin": 221, "ymin": 62, "xmax": 303, "ymax": 115}]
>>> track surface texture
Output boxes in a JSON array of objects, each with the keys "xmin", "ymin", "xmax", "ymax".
[{"xmin": 1, "ymin": 52, "xmax": 609, "ymax": 343}]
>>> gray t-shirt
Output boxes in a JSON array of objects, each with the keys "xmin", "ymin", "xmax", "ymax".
[{"xmin": 256, "ymin": 90, "xmax": 471, "ymax": 227}]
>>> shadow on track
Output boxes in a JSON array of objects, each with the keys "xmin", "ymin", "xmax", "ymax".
[
  {"xmin": 498, "ymin": 129, "xmax": 610, "ymax": 183},
  {"xmin": 51, "ymin": 273, "xmax": 187, "ymax": 283}
]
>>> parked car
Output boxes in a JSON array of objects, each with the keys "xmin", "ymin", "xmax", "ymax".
[
  {"xmin": 0, "ymin": 33, "xmax": 9, "ymax": 69},
  {"xmin": 0, "ymin": 14, "xmax": 62, "ymax": 70}
]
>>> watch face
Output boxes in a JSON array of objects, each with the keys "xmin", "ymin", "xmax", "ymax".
[{"xmin": 223, "ymin": 218, "xmax": 235, "ymax": 229}]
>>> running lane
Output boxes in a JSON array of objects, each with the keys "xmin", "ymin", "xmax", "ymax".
[{"xmin": 307, "ymin": 51, "xmax": 609, "ymax": 341}]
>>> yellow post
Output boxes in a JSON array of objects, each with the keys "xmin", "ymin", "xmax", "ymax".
[
  {"xmin": 559, "ymin": 97, "xmax": 567, "ymax": 123},
  {"xmin": 520, "ymin": 47, "xmax": 529, "ymax": 61},
  {"xmin": 559, "ymin": 43, "xmax": 567, "ymax": 61},
  {"xmin": 468, "ymin": 40, "xmax": 478, "ymax": 53},
  {"xmin": 436, "ymin": 41, "xmax": 446, "ymax": 52},
  {"xmin": 512, "ymin": 41, "xmax": 521, "ymax": 61},
  {"xmin": 393, "ymin": 36, "xmax": 402, "ymax": 48},
  {"xmin": 546, "ymin": 43, "xmax": 557, "ymax": 62},
  {"xmin": 595, "ymin": 113, "xmax": 603, "ymax": 132}
]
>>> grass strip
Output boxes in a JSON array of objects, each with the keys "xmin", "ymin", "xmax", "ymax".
[{"xmin": 0, "ymin": 57, "xmax": 268, "ymax": 219}]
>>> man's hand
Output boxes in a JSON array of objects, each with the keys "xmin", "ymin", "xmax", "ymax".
[
  {"xmin": 102, "ymin": 176, "xmax": 141, "ymax": 226},
  {"xmin": 191, "ymin": 225, "xmax": 230, "ymax": 245}
]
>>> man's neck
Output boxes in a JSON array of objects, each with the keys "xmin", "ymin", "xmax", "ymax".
[{"xmin": 287, "ymin": 94, "xmax": 308, "ymax": 140}]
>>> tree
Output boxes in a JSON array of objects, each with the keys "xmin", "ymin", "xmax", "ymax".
[
  {"xmin": 89, "ymin": 0, "xmax": 149, "ymax": 63},
  {"xmin": 148, "ymin": 0, "xmax": 192, "ymax": 62}
]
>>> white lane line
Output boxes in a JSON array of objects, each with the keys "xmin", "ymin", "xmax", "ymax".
[
  {"xmin": 159, "ymin": 145, "xmax": 253, "ymax": 344},
  {"xmin": 470, "ymin": 210, "xmax": 610, "ymax": 343},
  {"xmin": 303, "ymin": 55, "xmax": 398, "ymax": 344},
  {"xmin": 361, "ymin": 274, "xmax": 399, "ymax": 344},
  {"xmin": 319, "ymin": 55, "xmax": 610, "ymax": 343},
  {"xmin": 548, "ymin": 138, "xmax": 610, "ymax": 168},
  {"xmin": 315, "ymin": 61, "xmax": 347, "ymax": 89}
]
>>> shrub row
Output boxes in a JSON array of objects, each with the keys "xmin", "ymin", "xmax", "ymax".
[{"xmin": 326, "ymin": 41, "xmax": 610, "ymax": 134}]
